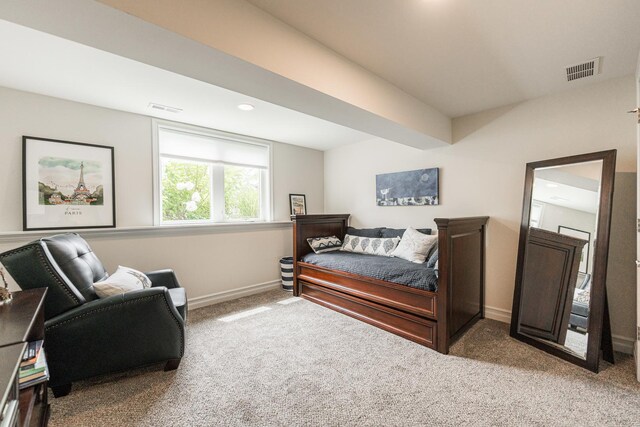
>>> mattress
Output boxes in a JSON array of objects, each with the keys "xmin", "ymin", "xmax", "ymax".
[{"xmin": 301, "ymin": 251, "xmax": 438, "ymax": 292}]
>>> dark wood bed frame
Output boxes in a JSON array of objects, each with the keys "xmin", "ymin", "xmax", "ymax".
[{"xmin": 292, "ymin": 214, "xmax": 489, "ymax": 354}]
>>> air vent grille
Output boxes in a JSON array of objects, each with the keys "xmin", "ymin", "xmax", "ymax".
[
  {"xmin": 565, "ymin": 58, "xmax": 600, "ymax": 82},
  {"xmin": 148, "ymin": 103, "xmax": 182, "ymax": 113}
]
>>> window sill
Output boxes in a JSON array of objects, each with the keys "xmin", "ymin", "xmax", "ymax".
[{"xmin": 0, "ymin": 221, "xmax": 293, "ymax": 243}]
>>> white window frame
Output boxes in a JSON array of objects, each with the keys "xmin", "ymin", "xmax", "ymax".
[{"xmin": 152, "ymin": 119, "xmax": 273, "ymax": 225}]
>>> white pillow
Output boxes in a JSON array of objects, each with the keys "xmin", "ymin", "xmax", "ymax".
[
  {"xmin": 341, "ymin": 234, "xmax": 400, "ymax": 257},
  {"xmin": 93, "ymin": 266, "xmax": 152, "ymax": 298},
  {"xmin": 391, "ymin": 227, "xmax": 438, "ymax": 263},
  {"xmin": 120, "ymin": 266, "xmax": 152, "ymax": 288}
]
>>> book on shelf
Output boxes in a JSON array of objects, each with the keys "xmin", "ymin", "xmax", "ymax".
[
  {"xmin": 20, "ymin": 350, "xmax": 46, "ymax": 377},
  {"xmin": 18, "ymin": 340, "xmax": 48, "ymax": 388},
  {"xmin": 19, "ymin": 365, "xmax": 49, "ymax": 389},
  {"xmin": 21, "ymin": 340, "xmax": 42, "ymax": 364},
  {"xmin": 20, "ymin": 339, "xmax": 43, "ymax": 369}
]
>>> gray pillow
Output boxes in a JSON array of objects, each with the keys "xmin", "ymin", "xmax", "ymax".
[
  {"xmin": 380, "ymin": 228, "xmax": 432, "ymax": 239},
  {"xmin": 426, "ymin": 248, "xmax": 439, "ymax": 268},
  {"xmin": 346, "ymin": 227, "xmax": 383, "ymax": 238}
]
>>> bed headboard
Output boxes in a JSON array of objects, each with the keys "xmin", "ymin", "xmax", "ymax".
[
  {"xmin": 292, "ymin": 214, "xmax": 350, "ymax": 260},
  {"xmin": 291, "ymin": 214, "xmax": 350, "ymax": 295}
]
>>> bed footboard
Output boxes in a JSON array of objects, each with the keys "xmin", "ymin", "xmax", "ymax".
[{"xmin": 434, "ymin": 217, "xmax": 489, "ymax": 353}]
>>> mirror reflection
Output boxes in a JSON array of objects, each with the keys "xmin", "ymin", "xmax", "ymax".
[{"xmin": 520, "ymin": 160, "xmax": 602, "ymax": 359}]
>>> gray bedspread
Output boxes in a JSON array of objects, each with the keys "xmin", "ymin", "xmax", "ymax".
[{"xmin": 301, "ymin": 251, "xmax": 438, "ymax": 292}]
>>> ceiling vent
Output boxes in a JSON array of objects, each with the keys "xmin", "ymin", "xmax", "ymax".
[
  {"xmin": 565, "ymin": 57, "xmax": 600, "ymax": 82},
  {"xmin": 148, "ymin": 102, "xmax": 182, "ymax": 113}
]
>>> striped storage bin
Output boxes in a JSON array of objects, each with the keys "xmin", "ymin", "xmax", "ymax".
[{"xmin": 280, "ymin": 257, "xmax": 294, "ymax": 291}]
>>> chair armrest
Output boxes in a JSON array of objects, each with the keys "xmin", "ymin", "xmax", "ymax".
[
  {"xmin": 146, "ymin": 269, "xmax": 181, "ymax": 289},
  {"xmin": 46, "ymin": 287, "xmax": 183, "ymax": 327},
  {"xmin": 44, "ymin": 287, "xmax": 184, "ymax": 387}
]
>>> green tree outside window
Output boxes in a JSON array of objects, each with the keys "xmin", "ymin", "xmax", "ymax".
[
  {"xmin": 224, "ymin": 165, "xmax": 260, "ymax": 220},
  {"xmin": 162, "ymin": 160, "xmax": 211, "ymax": 221}
]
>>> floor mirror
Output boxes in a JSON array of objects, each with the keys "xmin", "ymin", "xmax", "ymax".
[{"xmin": 510, "ymin": 150, "xmax": 616, "ymax": 372}]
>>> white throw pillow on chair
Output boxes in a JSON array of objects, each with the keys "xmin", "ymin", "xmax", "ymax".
[{"xmin": 93, "ymin": 266, "xmax": 152, "ymax": 298}]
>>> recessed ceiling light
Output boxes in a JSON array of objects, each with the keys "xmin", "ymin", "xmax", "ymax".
[
  {"xmin": 237, "ymin": 103, "xmax": 255, "ymax": 111},
  {"xmin": 546, "ymin": 183, "xmax": 559, "ymax": 188}
]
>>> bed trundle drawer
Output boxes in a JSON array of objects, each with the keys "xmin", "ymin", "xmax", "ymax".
[
  {"xmin": 298, "ymin": 263, "xmax": 437, "ymax": 319},
  {"xmin": 300, "ymin": 281, "xmax": 436, "ymax": 349}
]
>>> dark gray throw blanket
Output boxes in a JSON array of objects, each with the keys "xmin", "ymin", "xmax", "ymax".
[{"xmin": 301, "ymin": 251, "xmax": 438, "ymax": 292}]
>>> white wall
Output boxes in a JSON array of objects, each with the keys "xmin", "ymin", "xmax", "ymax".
[
  {"xmin": 606, "ymin": 173, "xmax": 637, "ymax": 347},
  {"xmin": 324, "ymin": 75, "xmax": 637, "ymax": 347},
  {"xmin": 0, "ymin": 86, "xmax": 324, "ymax": 305}
]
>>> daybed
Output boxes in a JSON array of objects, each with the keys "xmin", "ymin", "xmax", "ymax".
[{"xmin": 292, "ymin": 214, "xmax": 489, "ymax": 354}]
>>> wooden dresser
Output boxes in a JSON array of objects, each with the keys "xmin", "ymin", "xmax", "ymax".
[{"xmin": 0, "ymin": 289, "xmax": 49, "ymax": 427}]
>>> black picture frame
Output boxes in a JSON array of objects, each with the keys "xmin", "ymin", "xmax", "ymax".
[
  {"xmin": 558, "ymin": 225, "xmax": 591, "ymax": 274},
  {"xmin": 22, "ymin": 136, "xmax": 116, "ymax": 231},
  {"xmin": 289, "ymin": 194, "xmax": 307, "ymax": 216}
]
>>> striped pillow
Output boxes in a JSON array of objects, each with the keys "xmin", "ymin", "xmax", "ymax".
[{"xmin": 307, "ymin": 236, "xmax": 343, "ymax": 254}]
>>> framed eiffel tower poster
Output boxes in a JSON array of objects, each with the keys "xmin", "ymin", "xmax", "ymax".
[{"xmin": 22, "ymin": 136, "xmax": 116, "ymax": 231}]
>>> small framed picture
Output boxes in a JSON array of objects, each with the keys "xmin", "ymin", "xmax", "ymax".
[
  {"xmin": 558, "ymin": 226, "xmax": 590, "ymax": 274},
  {"xmin": 289, "ymin": 194, "xmax": 307, "ymax": 216},
  {"xmin": 23, "ymin": 136, "xmax": 116, "ymax": 231}
]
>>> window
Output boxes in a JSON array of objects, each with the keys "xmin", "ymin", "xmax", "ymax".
[{"xmin": 154, "ymin": 122, "xmax": 271, "ymax": 224}]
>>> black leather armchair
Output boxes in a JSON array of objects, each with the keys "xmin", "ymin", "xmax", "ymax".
[{"xmin": 0, "ymin": 233, "xmax": 187, "ymax": 397}]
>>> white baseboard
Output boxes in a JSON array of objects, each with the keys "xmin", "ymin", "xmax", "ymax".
[
  {"xmin": 484, "ymin": 305, "xmax": 512, "ymax": 324},
  {"xmin": 635, "ymin": 342, "xmax": 639, "ymax": 382},
  {"xmin": 484, "ymin": 305, "xmax": 636, "ymax": 355},
  {"xmin": 612, "ymin": 334, "xmax": 636, "ymax": 355},
  {"xmin": 188, "ymin": 280, "xmax": 281, "ymax": 310}
]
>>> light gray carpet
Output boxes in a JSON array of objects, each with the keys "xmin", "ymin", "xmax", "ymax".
[{"xmin": 49, "ymin": 289, "xmax": 640, "ymax": 426}]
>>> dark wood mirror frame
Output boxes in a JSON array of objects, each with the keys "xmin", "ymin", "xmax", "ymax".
[{"xmin": 510, "ymin": 149, "xmax": 617, "ymax": 372}]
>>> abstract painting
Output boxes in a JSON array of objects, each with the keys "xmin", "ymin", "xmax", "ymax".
[{"xmin": 376, "ymin": 168, "xmax": 439, "ymax": 206}]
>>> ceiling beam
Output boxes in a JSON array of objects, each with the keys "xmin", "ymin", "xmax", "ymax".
[{"xmin": 0, "ymin": 0, "xmax": 451, "ymax": 149}]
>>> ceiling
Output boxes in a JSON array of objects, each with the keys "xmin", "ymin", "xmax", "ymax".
[
  {"xmin": 533, "ymin": 165, "xmax": 602, "ymax": 214},
  {"xmin": 247, "ymin": 0, "xmax": 640, "ymax": 118},
  {"xmin": 2, "ymin": 1, "xmax": 638, "ymax": 152},
  {"xmin": 0, "ymin": 19, "xmax": 372, "ymax": 151},
  {"xmin": 533, "ymin": 178, "xmax": 598, "ymax": 214}
]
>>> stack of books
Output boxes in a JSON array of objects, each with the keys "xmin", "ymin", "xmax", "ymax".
[{"xmin": 18, "ymin": 340, "xmax": 49, "ymax": 389}]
